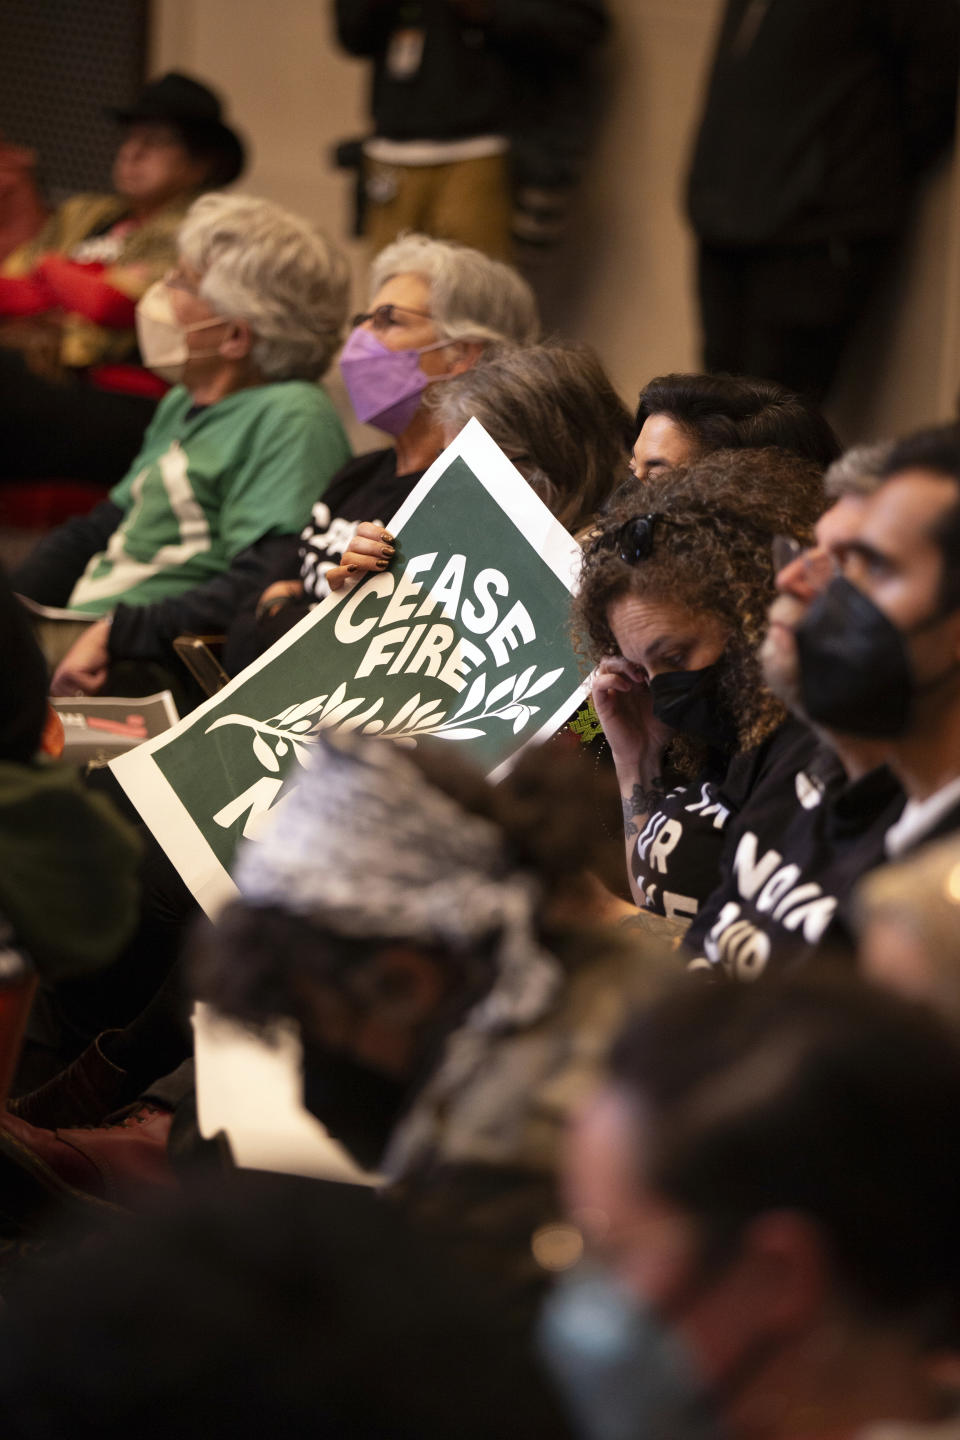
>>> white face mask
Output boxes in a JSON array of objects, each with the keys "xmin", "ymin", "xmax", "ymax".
[{"xmin": 135, "ymin": 279, "xmax": 232, "ymax": 385}]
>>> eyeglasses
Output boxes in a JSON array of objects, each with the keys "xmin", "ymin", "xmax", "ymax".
[
  {"xmin": 772, "ymin": 534, "xmax": 804, "ymax": 573},
  {"xmin": 598, "ymin": 513, "xmax": 684, "ymax": 564},
  {"xmin": 771, "ymin": 534, "xmax": 840, "ymax": 584},
  {"xmin": 351, "ymin": 303, "xmax": 434, "ymax": 330}
]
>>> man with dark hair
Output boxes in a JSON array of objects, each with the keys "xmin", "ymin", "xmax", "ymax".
[
  {"xmin": 791, "ymin": 422, "xmax": 960, "ymax": 858},
  {"xmin": 682, "ymin": 445, "xmax": 905, "ymax": 980},
  {"xmin": 541, "ymin": 976, "xmax": 960, "ymax": 1440}
]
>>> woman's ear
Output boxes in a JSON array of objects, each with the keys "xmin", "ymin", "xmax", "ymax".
[
  {"xmin": 220, "ymin": 318, "xmax": 253, "ymax": 362},
  {"xmin": 445, "ymin": 339, "xmax": 486, "ymax": 377}
]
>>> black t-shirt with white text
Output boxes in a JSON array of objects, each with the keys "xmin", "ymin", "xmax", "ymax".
[
  {"xmin": 683, "ymin": 749, "xmax": 905, "ymax": 981},
  {"xmin": 632, "ymin": 719, "xmax": 819, "ymax": 926}
]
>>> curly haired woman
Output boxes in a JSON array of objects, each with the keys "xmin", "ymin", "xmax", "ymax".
[{"xmin": 573, "ymin": 446, "xmax": 826, "ymax": 926}]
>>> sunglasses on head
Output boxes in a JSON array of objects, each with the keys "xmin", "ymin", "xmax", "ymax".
[
  {"xmin": 599, "ymin": 509, "xmax": 777, "ymax": 566},
  {"xmin": 598, "ymin": 512, "xmax": 685, "ymax": 564}
]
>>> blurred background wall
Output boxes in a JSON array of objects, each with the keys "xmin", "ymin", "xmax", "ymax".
[{"xmin": 8, "ymin": 0, "xmax": 958, "ymax": 445}]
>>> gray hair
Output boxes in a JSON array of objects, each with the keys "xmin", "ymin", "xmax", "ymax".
[
  {"xmin": 428, "ymin": 341, "xmax": 633, "ymax": 534},
  {"xmin": 824, "ymin": 441, "xmax": 893, "ymax": 501},
  {"xmin": 370, "ymin": 233, "xmax": 539, "ymax": 347},
  {"xmin": 177, "ymin": 193, "xmax": 350, "ymax": 381}
]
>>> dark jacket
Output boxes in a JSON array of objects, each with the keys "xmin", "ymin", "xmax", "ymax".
[
  {"xmin": 335, "ymin": 0, "xmax": 609, "ymax": 181},
  {"xmin": 687, "ymin": 0, "xmax": 959, "ymax": 246}
]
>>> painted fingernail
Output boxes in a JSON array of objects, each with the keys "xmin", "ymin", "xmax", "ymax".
[
  {"xmin": 381, "ymin": 545, "xmax": 394, "ymax": 556},
  {"xmin": 346, "ymin": 564, "xmax": 358, "ymax": 573},
  {"xmin": 376, "ymin": 559, "xmax": 389, "ymax": 569},
  {"xmin": 381, "ymin": 532, "xmax": 394, "ymax": 543}
]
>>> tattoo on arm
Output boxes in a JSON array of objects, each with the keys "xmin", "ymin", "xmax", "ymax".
[{"xmin": 622, "ymin": 779, "xmax": 665, "ymax": 837}]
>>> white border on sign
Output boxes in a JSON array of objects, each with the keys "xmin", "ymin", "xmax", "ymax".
[{"xmin": 111, "ymin": 419, "xmax": 587, "ymax": 916}]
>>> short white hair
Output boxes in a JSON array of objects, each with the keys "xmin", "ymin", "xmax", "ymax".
[
  {"xmin": 178, "ymin": 193, "xmax": 350, "ymax": 381},
  {"xmin": 370, "ymin": 233, "xmax": 539, "ymax": 347}
]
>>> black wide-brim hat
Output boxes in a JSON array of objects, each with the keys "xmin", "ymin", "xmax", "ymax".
[{"xmin": 108, "ymin": 71, "xmax": 246, "ymax": 187}]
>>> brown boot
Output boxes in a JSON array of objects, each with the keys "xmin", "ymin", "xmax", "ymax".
[
  {"xmin": 0, "ymin": 1104, "xmax": 176, "ymax": 1205},
  {"xmin": 9, "ymin": 1030, "xmax": 133, "ymax": 1129}
]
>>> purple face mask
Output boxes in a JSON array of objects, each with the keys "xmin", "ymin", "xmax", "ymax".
[{"xmin": 339, "ymin": 326, "xmax": 451, "ymax": 436}]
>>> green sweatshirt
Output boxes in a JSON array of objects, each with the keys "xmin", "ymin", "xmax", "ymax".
[{"xmin": 0, "ymin": 761, "xmax": 141, "ymax": 980}]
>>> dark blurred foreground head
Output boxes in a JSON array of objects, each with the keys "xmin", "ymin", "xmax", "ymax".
[
  {"xmin": 0, "ymin": 1172, "xmax": 570, "ymax": 1440},
  {"xmin": 544, "ymin": 975, "xmax": 960, "ymax": 1440}
]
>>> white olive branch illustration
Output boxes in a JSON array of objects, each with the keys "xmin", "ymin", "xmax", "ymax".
[{"xmin": 205, "ymin": 664, "xmax": 566, "ymax": 771}]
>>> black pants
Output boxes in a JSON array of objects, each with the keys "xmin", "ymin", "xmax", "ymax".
[
  {"xmin": 697, "ymin": 236, "xmax": 894, "ymax": 402},
  {"xmin": 0, "ymin": 348, "xmax": 157, "ymax": 485}
]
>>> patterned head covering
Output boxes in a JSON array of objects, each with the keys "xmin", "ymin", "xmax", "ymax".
[{"xmin": 234, "ymin": 733, "xmax": 561, "ymax": 1032}]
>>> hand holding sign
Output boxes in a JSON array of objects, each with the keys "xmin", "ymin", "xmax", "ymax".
[
  {"xmin": 326, "ymin": 522, "xmax": 396, "ymax": 592},
  {"xmin": 111, "ymin": 421, "xmax": 587, "ymax": 917}
]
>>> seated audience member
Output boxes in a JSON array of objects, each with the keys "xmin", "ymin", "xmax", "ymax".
[
  {"xmin": 13, "ymin": 192, "xmax": 351, "ymax": 701},
  {"xmin": 575, "ymin": 448, "xmax": 825, "ymax": 924},
  {"xmin": 682, "ymin": 444, "xmax": 906, "ymax": 980},
  {"xmin": 224, "ymin": 231, "xmax": 539, "ymax": 671},
  {"xmin": 0, "ymin": 72, "xmax": 246, "ymax": 485},
  {"xmin": 543, "ymin": 976, "xmax": 960, "ymax": 1440},
  {"xmin": 304, "ymin": 337, "xmax": 635, "ymax": 612},
  {"xmin": 630, "ymin": 370, "xmax": 841, "ymax": 481},
  {"xmin": 192, "ymin": 734, "xmax": 670, "ymax": 1312},
  {"xmin": 0, "ymin": 1176, "xmax": 570, "ymax": 1440},
  {"xmin": 0, "ymin": 562, "xmax": 141, "ymax": 1211},
  {"xmin": 0, "ymin": 564, "xmax": 139, "ymax": 985},
  {"xmin": 791, "ymin": 422, "xmax": 960, "ymax": 858},
  {"xmin": 429, "ymin": 340, "xmax": 635, "ymax": 536},
  {"xmin": 856, "ymin": 831, "xmax": 960, "ymax": 1024}
]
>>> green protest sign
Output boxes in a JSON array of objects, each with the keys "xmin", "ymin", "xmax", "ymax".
[{"xmin": 112, "ymin": 421, "xmax": 586, "ymax": 915}]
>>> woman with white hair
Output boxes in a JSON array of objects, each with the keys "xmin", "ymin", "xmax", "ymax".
[
  {"xmin": 229, "ymin": 232, "xmax": 538, "ymax": 669},
  {"xmin": 14, "ymin": 192, "xmax": 352, "ymax": 700}
]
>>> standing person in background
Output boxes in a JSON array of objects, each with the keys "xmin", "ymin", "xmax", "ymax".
[
  {"xmin": 687, "ymin": 0, "xmax": 959, "ymax": 401},
  {"xmin": 0, "ymin": 72, "xmax": 246, "ymax": 485},
  {"xmin": 333, "ymin": 0, "xmax": 608, "ymax": 261}
]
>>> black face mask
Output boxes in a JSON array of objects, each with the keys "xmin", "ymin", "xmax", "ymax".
[
  {"xmin": 795, "ymin": 575, "xmax": 949, "ymax": 739},
  {"xmin": 300, "ymin": 1043, "xmax": 409, "ymax": 1171},
  {"xmin": 649, "ymin": 664, "xmax": 739, "ymax": 753}
]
